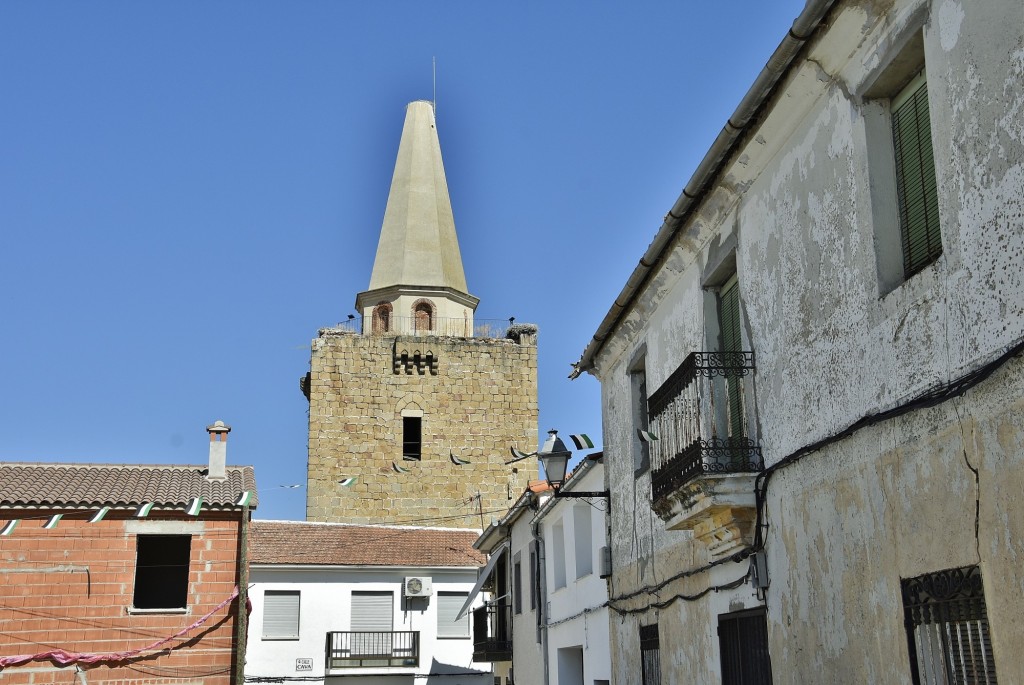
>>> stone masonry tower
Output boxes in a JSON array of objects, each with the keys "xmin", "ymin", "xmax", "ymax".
[{"xmin": 303, "ymin": 101, "xmax": 538, "ymax": 527}]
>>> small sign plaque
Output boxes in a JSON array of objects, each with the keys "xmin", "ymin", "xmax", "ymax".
[{"xmin": 295, "ymin": 658, "xmax": 313, "ymax": 672}]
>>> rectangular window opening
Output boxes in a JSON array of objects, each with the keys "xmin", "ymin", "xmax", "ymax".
[
  {"xmin": 263, "ymin": 590, "xmax": 300, "ymax": 639},
  {"xmin": 403, "ymin": 416, "xmax": 422, "ymax": 460},
  {"xmin": 513, "ymin": 553, "xmax": 523, "ymax": 615},
  {"xmin": 718, "ymin": 607, "xmax": 773, "ymax": 685},
  {"xmin": 640, "ymin": 623, "xmax": 661, "ymax": 685},
  {"xmin": 574, "ymin": 505, "xmax": 593, "ymax": 579},
  {"xmin": 901, "ymin": 565, "xmax": 997, "ymax": 685},
  {"xmin": 630, "ymin": 356, "xmax": 650, "ymax": 476},
  {"xmin": 437, "ymin": 592, "xmax": 470, "ymax": 638},
  {"xmin": 892, "ymin": 71, "xmax": 941, "ymax": 278},
  {"xmin": 552, "ymin": 522, "xmax": 567, "ymax": 590},
  {"xmin": 133, "ymin": 534, "xmax": 191, "ymax": 610}
]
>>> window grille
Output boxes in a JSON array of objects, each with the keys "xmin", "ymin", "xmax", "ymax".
[
  {"xmin": 718, "ymin": 608, "xmax": 773, "ymax": 685},
  {"xmin": 640, "ymin": 623, "xmax": 661, "ymax": 685},
  {"xmin": 901, "ymin": 565, "xmax": 997, "ymax": 684}
]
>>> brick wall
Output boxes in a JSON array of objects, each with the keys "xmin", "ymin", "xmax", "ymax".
[
  {"xmin": 0, "ymin": 512, "xmax": 243, "ymax": 685},
  {"xmin": 306, "ymin": 330, "xmax": 539, "ymax": 526}
]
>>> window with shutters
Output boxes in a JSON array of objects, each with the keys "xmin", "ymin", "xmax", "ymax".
[
  {"xmin": 901, "ymin": 565, "xmax": 997, "ymax": 685},
  {"xmin": 351, "ymin": 591, "xmax": 394, "ymax": 632},
  {"xmin": 629, "ymin": 350, "xmax": 650, "ymax": 476},
  {"xmin": 892, "ymin": 71, "xmax": 940, "ymax": 278},
  {"xmin": 262, "ymin": 590, "xmax": 300, "ymax": 640},
  {"xmin": 718, "ymin": 275, "xmax": 745, "ymax": 441},
  {"xmin": 132, "ymin": 535, "xmax": 190, "ymax": 610},
  {"xmin": 863, "ymin": 30, "xmax": 941, "ymax": 295},
  {"xmin": 437, "ymin": 592, "xmax": 470, "ymax": 638},
  {"xmin": 513, "ymin": 552, "xmax": 522, "ymax": 614},
  {"xmin": 718, "ymin": 608, "xmax": 773, "ymax": 685},
  {"xmin": 640, "ymin": 623, "xmax": 661, "ymax": 685},
  {"xmin": 529, "ymin": 544, "xmax": 537, "ymax": 611}
]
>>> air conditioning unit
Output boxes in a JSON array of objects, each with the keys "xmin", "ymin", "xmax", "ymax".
[{"xmin": 404, "ymin": 576, "xmax": 433, "ymax": 598}]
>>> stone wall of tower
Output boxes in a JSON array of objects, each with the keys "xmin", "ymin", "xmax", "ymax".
[{"xmin": 306, "ymin": 327, "xmax": 538, "ymax": 527}]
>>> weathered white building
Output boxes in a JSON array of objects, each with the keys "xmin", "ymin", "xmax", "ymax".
[
  {"xmin": 246, "ymin": 521, "xmax": 491, "ymax": 685},
  {"xmin": 470, "ymin": 482, "xmax": 551, "ymax": 685},
  {"xmin": 535, "ymin": 455, "xmax": 611, "ymax": 685},
  {"xmin": 573, "ymin": 0, "xmax": 1024, "ymax": 683}
]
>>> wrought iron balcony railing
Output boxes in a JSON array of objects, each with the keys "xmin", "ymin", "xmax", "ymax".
[
  {"xmin": 325, "ymin": 631, "xmax": 419, "ymax": 669},
  {"xmin": 648, "ymin": 351, "xmax": 763, "ymax": 505},
  {"xmin": 472, "ymin": 603, "xmax": 512, "ymax": 663}
]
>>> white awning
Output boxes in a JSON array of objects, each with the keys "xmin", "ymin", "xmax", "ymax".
[{"xmin": 455, "ymin": 541, "xmax": 509, "ymax": 621}]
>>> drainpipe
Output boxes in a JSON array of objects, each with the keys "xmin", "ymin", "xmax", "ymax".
[{"xmin": 532, "ymin": 520, "xmax": 549, "ymax": 685}]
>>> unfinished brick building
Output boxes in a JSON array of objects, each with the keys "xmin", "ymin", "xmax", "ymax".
[{"xmin": 0, "ymin": 423, "xmax": 256, "ymax": 685}]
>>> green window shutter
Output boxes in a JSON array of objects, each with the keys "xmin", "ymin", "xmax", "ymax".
[
  {"xmin": 892, "ymin": 75, "xmax": 941, "ymax": 277},
  {"xmin": 718, "ymin": 278, "xmax": 745, "ymax": 440}
]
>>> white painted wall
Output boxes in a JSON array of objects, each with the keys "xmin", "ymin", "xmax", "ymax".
[
  {"xmin": 539, "ymin": 462, "xmax": 611, "ymax": 685},
  {"xmin": 246, "ymin": 566, "xmax": 491, "ymax": 685}
]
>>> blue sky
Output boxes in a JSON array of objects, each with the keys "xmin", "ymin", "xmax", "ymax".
[{"xmin": 0, "ymin": 1, "xmax": 805, "ymax": 521}]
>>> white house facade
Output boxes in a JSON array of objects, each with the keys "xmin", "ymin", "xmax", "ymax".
[
  {"xmin": 536, "ymin": 456, "xmax": 611, "ymax": 685},
  {"xmin": 246, "ymin": 521, "xmax": 491, "ymax": 685},
  {"xmin": 574, "ymin": 0, "xmax": 1024, "ymax": 683}
]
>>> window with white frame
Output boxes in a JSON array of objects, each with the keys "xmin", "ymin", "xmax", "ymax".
[
  {"xmin": 437, "ymin": 592, "xmax": 470, "ymax": 638},
  {"xmin": 262, "ymin": 590, "xmax": 300, "ymax": 639}
]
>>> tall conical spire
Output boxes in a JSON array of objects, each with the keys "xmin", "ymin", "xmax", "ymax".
[{"xmin": 356, "ymin": 101, "xmax": 479, "ymax": 336}]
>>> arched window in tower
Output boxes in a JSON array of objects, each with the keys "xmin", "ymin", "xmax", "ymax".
[
  {"xmin": 372, "ymin": 303, "xmax": 392, "ymax": 334},
  {"xmin": 413, "ymin": 301, "xmax": 434, "ymax": 333}
]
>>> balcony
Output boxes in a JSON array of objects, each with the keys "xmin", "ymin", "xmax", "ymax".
[
  {"xmin": 322, "ymin": 315, "xmax": 517, "ymax": 338},
  {"xmin": 472, "ymin": 603, "xmax": 512, "ymax": 663},
  {"xmin": 647, "ymin": 351, "xmax": 763, "ymax": 555},
  {"xmin": 325, "ymin": 631, "xmax": 419, "ymax": 669}
]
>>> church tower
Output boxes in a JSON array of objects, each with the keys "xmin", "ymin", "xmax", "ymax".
[{"xmin": 303, "ymin": 101, "xmax": 538, "ymax": 527}]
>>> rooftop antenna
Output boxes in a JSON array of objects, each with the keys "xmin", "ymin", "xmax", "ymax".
[{"xmin": 432, "ymin": 56, "xmax": 437, "ymax": 120}]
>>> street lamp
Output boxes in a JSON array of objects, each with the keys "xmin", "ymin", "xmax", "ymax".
[{"xmin": 537, "ymin": 430, "xmax": 609, "ymax": 499}]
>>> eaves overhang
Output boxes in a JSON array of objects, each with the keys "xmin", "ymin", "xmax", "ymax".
[{"xmin": 571, "ymin": 0, "xmax": 840, "ymax": 378}]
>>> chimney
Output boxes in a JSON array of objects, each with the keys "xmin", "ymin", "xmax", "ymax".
[{"xmin": 206, "ymin": 420, "xmax": 231, "ymax": 481}]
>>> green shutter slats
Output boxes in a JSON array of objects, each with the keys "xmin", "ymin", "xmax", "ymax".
[{"xmin": 893, "ymin": 78, "xmax": 941, "ymax": 277}]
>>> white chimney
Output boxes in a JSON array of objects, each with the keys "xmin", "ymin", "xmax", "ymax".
[{"xmin": 206, "ymin": 420, "xmax": 231, "ymax": 481}]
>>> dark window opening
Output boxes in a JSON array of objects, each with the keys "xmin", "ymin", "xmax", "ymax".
[
  {"xmin": 718, "ymin": 607, "xmax": 773, "ymax": 685},
  {"xmin": 513, "ymin": 556, "xmax": 522, "ymax": 615},
  {"xmin": 631, "ymin": 359, "xmax": 650, "ymax": 477},
  {"xmin": 640, "ymin": 623, "xmax": 661, "ymax": 685},
  {"xmin": 902, "ymin": 565, "xmax": 997, "ymax": 684},
  {"xmin": 133, "ymin": 534, "xmax": 191, "ymax": 609},
  {"xmin": 403, "ymin": 416, "xmax": 422, "ymax": 460}
]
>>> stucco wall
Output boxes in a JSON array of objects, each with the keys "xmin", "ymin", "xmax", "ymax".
[
  {"xmin": 539, "ymin": 464, "xmax": 612, "ymax": 685},
  {"xmin": 591, "ymin": 0, "xmax": 1024, "ymax": 682},
  {"xmin": 306, "ymin": 329, "xmax": 538, "ymax": 526}
]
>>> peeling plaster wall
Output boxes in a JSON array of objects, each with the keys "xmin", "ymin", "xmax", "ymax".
[{"xmin": 593, "ymin": 0, "xmax": 1023, "ymax": 682}]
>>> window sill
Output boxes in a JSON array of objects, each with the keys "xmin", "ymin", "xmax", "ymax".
[
  {"xmin": 126, "ymin": 606, "xmax": 188, "ymax": 615},
  {"xmin": 261, "ymin": 636, "xmax": 300, "ymax": 641},
  {"xmin": 436, "ymin": 635, "xmax": 470, "ymax": 640}
]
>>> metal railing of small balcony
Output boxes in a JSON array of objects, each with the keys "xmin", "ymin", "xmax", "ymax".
[
  {"xmin": 325, "ymin": 631, "xmax": 419, "ymax": 669},
  {"xmin": 648, "ymin": 351, "xmax": 763, "ymax": 504},
  {"xmin": 472, "ymin": 603, "xmax": 512, "ymax": 662},
  {"xmin": 322, "ymin": 316, "xmax": 521, "ymax": 339}
]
